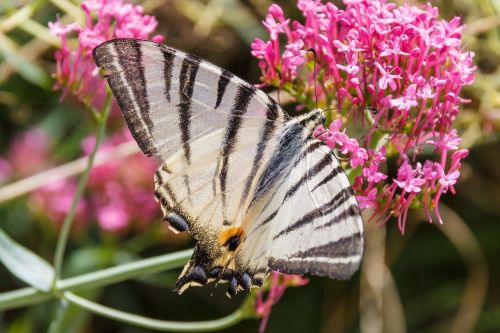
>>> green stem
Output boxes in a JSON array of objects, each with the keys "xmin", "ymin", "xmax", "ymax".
[
  {"xmin": 0, "ymin": 249, "xmax": 192, "ymax": 311},
  {"xmin": 52, "ymin": 92, "xmax": 113, "ymax": 285},
  {"xmin": 20, "ymin": 19, "xmax": 60, "ymax": 47},
  {"xmin": 48, "ymin": 0, "xmax": 85, "ymax": 25},
  {"xmin": 63, "ymin": 291, "xmax": 247, "ymax": 332}
]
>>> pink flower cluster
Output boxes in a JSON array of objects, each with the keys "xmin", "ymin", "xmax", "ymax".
[
  {"xmin": 252, "ymin": 0, "xmax": 475, "ymax": 231},
  {"xmin": 0, "ymin": 129, "xmax": 50, "ymax": 181},
  {"xmin": 0, "ymin": 129, "xmax": 159, "ymax": 232},
  {"xmin": 255, "ymin": 273, "xmax": 309, "ymax": 333},
  {"xmin": 49, "ymin": 0, "xmax": 163, "ymax": 109},
  {"xmin": 30, "ymin": 129, "xmax": 159, "ymax": 231}
]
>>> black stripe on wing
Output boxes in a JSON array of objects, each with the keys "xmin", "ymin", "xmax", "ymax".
[
  {"xmin": 178, "ymin": 54, "xmax": 201, "ymax": 165},
  {"xmin": 219, "ymin": 84, "xmax": 256, "ymax": 222},
  {"xmin": 290, "ymin": 234, "xmax": 362, "ymax": 259},
  {"xmin": 273, "ymin": 187, "xmax": 353, "ymax": 240},
  {"xmin": 251, "ymin": 123, "xmax": 306, "ymax": 202},
  {"xmin": 268, "ymin": 257, "xmax": 359, "ymax": 280},
  {"xmin": 118, "ymin": 40, "xmax": 154, "ymax": 138},
  {"xmin": 311, "ymin": 165, "xmax": 343, "ymax": 191},
  {"xmin": 215, "ymin": 69, "xmax": 233, "ymax": 109},
  {"xmin": 248, "ymin": 140, "xmax": 326, "ymax": 233},
  {"xmin": 162, "ymin": 49, "xmax": 175, "ymax": 102},
  {"xmin": 281, "ymin": 151, "xmax": 335, "ymax": 202},
  {"xmin": 314, "ymin": 203, "xmax": 359, "ymax": 229},
  {"xmin": 240, "ymin": 96, "xmax": 280, "ymax": 207}
]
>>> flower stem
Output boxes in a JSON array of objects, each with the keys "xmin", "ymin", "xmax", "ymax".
[
  {"xmin": 0, "ymin": 249, "xmax": 193, "ymax": 311},
  {"xmin": 49, "ymin": 0, "xmax": 85, "ymax": 25},
  {"xmin": 63, "ymin": 291, "xmax": 247, "ymax": 332},
  {"xmin": 52, "ymin": 92, "xmax": 113, "ymax": 286}
]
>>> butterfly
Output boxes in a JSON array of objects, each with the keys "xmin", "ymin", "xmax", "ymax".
[{"xmin": 92, "ymin": 38, "xmax": 364, "ymax": 297}]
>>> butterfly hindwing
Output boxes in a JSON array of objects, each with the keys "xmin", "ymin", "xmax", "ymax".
[
  {"xmin": 268, "ymin": 140, "xmax": 364, "ymax": 278},
  {"xmin": 239, "ymin": 139, "xmax": 363, "ymax": 283}
]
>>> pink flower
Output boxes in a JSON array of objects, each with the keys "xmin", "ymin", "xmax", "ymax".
[
  {"xmin": 4, "ymin": 128, "xmax": 50, "ymax": 177},
  {"xmin": 256, "ymin": 273, "xmax": 308, "ymax": 333},
  {"xmin": 49, "ymin": 0, "xmax": 164, "ymax": 109},
  {"xmin": 282, "ymin": 40, "xmax": 306, "ymax": 80},
  {"xmin": 263, "ymin": 13, "xmax": 290, "ymax": 41},
  {"xmin": 96, "ymin": 203, "xmax": 129, "ymax": 231},
  {"xmin": 428, "ymin": 129, "xmax": 461, "ymax": 151},
  {"xmin": 394, "ymin": 161, "xmax": 426, "ymax": 193},
  {"xmin": 48, "ymin": 21, "xmax": 80, "ymax": 36},
  {"xmin": 350, "ymin": 146, "xmax": 368, "ymax": 168},
  {"xmin": 268, "ymin": 4, "xmax": 286, "ymax": 21},
  {"xmin": 362, "ymin": 164, "xmax": 387, "ymax": 183},
  {"xmin": 390, "ymin": 84, "xmax": 418, "ymax": 111},
  {"xmin": 251, "ymin": 38, "xmax": 271, "ymax": 59},
  {"xmin": 336, "ymin": 54, "xmax": 360, "ymax": 75},
  {"xmin": 394, "ymin": 161, "xmax": 425, "ymax": 193},
  {"xmin": 0, "ymin": 158, "xmax": 12, "ymax": 184},
  {"xmin": 85, "ymin": 129, "xmax": 159, "ymax": 231},
  {"xmin": 31, "ymin": 180, "xmax": 88, "ymax": 228},
  {"xmin": 357, "ymin": 188, "xmax": 378, "ymax": 209},
  {"xmin": 422, "ymin": 160, "xmax": 441, "ymax": 181},
  {"xmin": 27, "ymin": 129, "xmax": 159, "ymax": 232},
  {"xmin": 439, "ymin": 170, "xmax": 460, "ymax": 190},
  {"xmin": 374, "ymin": 62, "xmax": 401, "ymax": 91}
]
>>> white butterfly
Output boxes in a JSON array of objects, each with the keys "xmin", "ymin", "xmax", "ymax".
[{"xmin": 93, "ymin": 39, "xmax": 364, "ymax": 296}]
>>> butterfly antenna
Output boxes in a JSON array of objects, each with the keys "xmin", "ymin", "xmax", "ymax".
[
  {"xmin": 307, "ymin": 48, "xmax": 318, "ymax": 110},
  {"xmin": 276, "ymin": 71, "xmax": 282, "ymax": 105}
]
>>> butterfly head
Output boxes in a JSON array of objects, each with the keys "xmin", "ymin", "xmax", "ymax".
[{"xmin": 320, "ymin": 112, "xmax": 327, "ymax": 125}]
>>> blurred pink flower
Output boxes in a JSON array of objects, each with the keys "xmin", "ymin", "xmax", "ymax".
[
  {"xmin": 31, "ymin": 180, "xmax": 88, "ymax": 227},
  {"xmin": 85, "ymin": 129, "xmax": 159, "ymax": 231},
  {"xmin": 357, "ymin": 187, "xmax": 378, "ymax": 209},
  {"xmin": 49, "ymin": 0, "xmax": 164, "ymax": 109},
  {"xmin": 1, "ymin": 128, "xmax": 50, "ymax": 178},
  {"xmin": 28, "ymin": 129, "xmax": 159, "ymax": 232},
  {"xmin": 253, "ymin": 0, "xmax": 475, "ymax": 232},
  {"xmin": 255, "ymin": 273, "xmax": 309, "ymax": 333},
  {"xmin": 0, "ymin": 158, "xmax": 12, "ymax": 184},
  {"xmin": 96, "ymin": 202, "xmax": 129, "ymax": 231}
]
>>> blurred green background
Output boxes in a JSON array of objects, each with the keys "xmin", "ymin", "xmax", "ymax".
[{"xmin": 0, "ymin": 0, "xmax": 499, "ymax": 332}]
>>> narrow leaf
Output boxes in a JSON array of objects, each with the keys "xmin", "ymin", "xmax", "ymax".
[
  {"xmin": 0, "ymin": 34, "xmax": 51, "ymax": 88},
  {"xmin": 0, "ymin": 228, "xmax": 54, "ymax": 291}
]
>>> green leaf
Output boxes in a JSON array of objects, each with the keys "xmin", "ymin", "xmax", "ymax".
[
  {"xmin": 0, "ymin": 35, "xmax": 51, "ymax": 89},
  {"xmin": 0, "ymin": 228, "xmax": 54, "ymax": 292}
]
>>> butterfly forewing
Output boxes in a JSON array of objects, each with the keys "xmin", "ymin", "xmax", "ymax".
[
  {"xmin": 93, "ymin": 39, "xmax": 287, "ymax": 160},
  {"xmin": 93, "ymin": 38, "xmax": 364, "ymax": 297}
]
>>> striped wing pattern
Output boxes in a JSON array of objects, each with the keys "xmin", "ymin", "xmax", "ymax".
[{"xmin": 93, "ymin": 38, "xmax": 364, "ymax": 297}]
